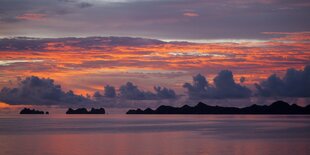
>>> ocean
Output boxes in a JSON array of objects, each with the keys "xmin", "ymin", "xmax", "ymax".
[{"xmin": 0, "ymin": 114, "xmax": 309, "ymax": 155}]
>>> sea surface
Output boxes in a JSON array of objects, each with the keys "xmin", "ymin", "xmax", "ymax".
[{"xmin": 0, "ymin": 114, "xmax": 309, "ymax": 155}]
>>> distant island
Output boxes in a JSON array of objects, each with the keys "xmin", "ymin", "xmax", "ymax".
[
  {"xmin": 126, "ymin": 101, "xmax": 310, "ymax": 114},
  {"xmin": 20, "ymin": 108, "xmax": 49, "ymax": 114},
  {"xmin": 66, "ymin": 108, "xmax": 105, "ymax": 114}
]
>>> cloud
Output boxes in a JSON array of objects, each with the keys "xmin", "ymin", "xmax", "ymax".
[
  {"xmin": 168, "ymin": 52, "xmax": 228, "ymax": 57},
  {"xmin": 0, "ymin": 37, "xmax": 164, "ymax": 51},
  {"xmin": 77, "ymin": 2, "xmax": 93, "ymax": 8},
  {"xmin": 58, "ymin": 0, "xmax": 75, "ymax": 3},
  {"xmin": 212, "ymin": 70, "xmax": 252, "ymax": 98},
  {"xmin": 0, "ymin": 36, "xmax": 308, "ymax": 99},
  {"xmin": 16, "ymin": 13, "xmax": 47, "ymax": 21},
  {"xmin": 93, "ymin": 91, "xmax": 102, "ymax": 98},
  {"xmin": 183, "ymin": 12, "xmax": 199, "ymax": 17},
  {"xmin": 119, "ymin": 82, "xmax": 176, "ymax": 100},
  {"xmin": 119, "ymin": 82, "xmax": 155, "ymax": 100},
  {"xmin": 92, "ymin": 85, "xmax": 116, "ymax": 99},
  {"xmin": 255, "ymin": 65, "xmax": 310, "ymax": 97},
  {"xmin": 104, "ymin": 85, "xmax": 116, "ymax": 98},
  {"xmin": 183, "ymin": 70, "xmax": 252, "ymax": 99},
  {"xmin": 263, "ymin": 31, "xmax": 310, "ymax": 42},
  {"xmin": 240, "ymin": 76, "xmax": 246, "ymax": 83},
  {"xmin": 183, "ymin": 74, "xmax": 209, "ymax": 99},
  {"xmin": 154, "ymin": 86, "xmax": 177, "ymax": 99},
  {"xmin": 0, "ymin": 37, "xmax": 50, "ymax": 51},
  {"xmin": 0, "ymin": 60, "xmax": 43, "ymax": 66},
  {"xmin": 1, "ymin": 0, "xmax": 309, "ymax": 39},
  {"xmin": 0, "ymin": 76, "xmax": 94, "ymax": 105}
]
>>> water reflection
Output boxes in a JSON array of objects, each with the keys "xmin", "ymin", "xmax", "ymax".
[{"xmin": 0, "ymin": 115, "xmax": 309, "ymax": 155}]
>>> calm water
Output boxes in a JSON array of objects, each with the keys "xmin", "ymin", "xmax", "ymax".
[{"xmin": 0, "ymin": 115, "xmax": 309, "ymax": 155}]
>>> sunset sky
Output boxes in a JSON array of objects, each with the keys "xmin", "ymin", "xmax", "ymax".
[{"xmin": 0, "ymin": 0, "xmax": 309, "ymax": 111}]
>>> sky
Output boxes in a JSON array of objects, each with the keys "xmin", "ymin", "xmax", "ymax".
[
  {"xmin": 0, "ymin": 0, "xmax": 309, "ymax": 112},
  {"xmin": 1, "ymin": 0, "xmax": 309, "ymax": 40}
]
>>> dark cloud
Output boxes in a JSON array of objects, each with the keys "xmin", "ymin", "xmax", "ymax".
[
  {"xmin": 183, "ymin": 74, "xmax": 209, "ymax": 99},
  {"xmin": 212, "ymin": 70, "xmax": 252, "ymax": 98},
  {"xmin": 58, "ymin": 0, "xmax": 75, "ymax": 3},
  {"xmin": 183, "ymin": 70, "xmax": 252, "ymax": 99},
  {"xmin": 93, "ymin": 91, "xmax": 102, "ymax": 98},
  {"xmin": 0, "ymin": 37, "xmax": 165, "ymax": 51},
  {"xmin": 77, "ymin": 2, "xmax": 93, "ymax": 8},
  {"xmin": 119, "ymin": 82, "xmax": 176, "ymax": 100},
  {"xmin": 0, "ymin": 76, "xmax": 93, "ymax": 105},
  {"xmin": 255, "ymin": 65, "xmax": 310, "ymax": 97},
  {"xmin": 119, "ymin": 82, "xmax": 156, "ymax": 100},
  {"xmin": 154, "ymin": 86, "xmax": 177, "ymax": 99},
  {"xmin": 104, "ymin": 85, "xmax": 116, "ymax": 98},
  {"xmin": 0, "ymin": 37, "xmax": 48, "ymax": 51},
  {"xmin": 240, "ymin": 77, "xmax": 246, "ymax": 83}
]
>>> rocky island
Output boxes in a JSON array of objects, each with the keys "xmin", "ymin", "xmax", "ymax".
[
  {"xmin": 20, "ymin": 108, "xmax": 49, "ymax": 114},
  {"xmin": 66, "ymin": 108, "xmax": 105, "ymax": 114},
  {"xmin": 127, "ymin": 101, "xmax": 310, "ymax": 115}
]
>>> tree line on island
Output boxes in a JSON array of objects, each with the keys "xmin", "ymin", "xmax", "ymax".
[
  {"xmin": 126, "ymin": 100, "xmax": 310, "ymax": 114},
  {"xmin": 20, "ymin": 100, "xmax": 310, "ymax": 115},
  {"xmin": 20, "ymin": 108, "xmax": 49, "ymax": 114},
  {"xmin": 66, "ymin": 108, "xmax": 105, "ymax": 114},
  {"xmin": 19, "ymin": 107, "xmax": 105, "ymax": 114}
]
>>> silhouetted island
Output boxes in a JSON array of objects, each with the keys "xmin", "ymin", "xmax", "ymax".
[
  {"xmin": 20, "ymin": 108, "xmax": 48, "ymax": 114},
  {"xmin": 126, "ymin": 101, "xmax": 310, "ymax": 114},
  {"xmin": 66, "ymin": 108, "xmax": 105, "ymax": 114}
]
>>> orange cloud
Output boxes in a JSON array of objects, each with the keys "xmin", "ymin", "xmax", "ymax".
[
  {"xmin": 0, "ymin": 101, "xmax": 10, "ymax": 108},
  {"xmin": 262, "ymin": 31, "xmax": 310, "ymax": 42},
  {"xmin": 183, "ymin": 12, "xmax": 199, "ymax": 17},
  {"xmin": 0, "ymin": 35, "xmax": 308, "ymax": 95},
  {"xmin": 16, "ymin": 13, "xmax": 47, "ymax": 21}
]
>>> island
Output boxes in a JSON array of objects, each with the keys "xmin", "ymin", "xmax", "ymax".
[
  {"xmin": 126, "ymin": 101, "xmax": 310, "ymax": 114},
  {"xmin": 66, "ymin": 108, "xmax": 105, "ymax": 114},
  {"xmin": 20, "ymin": 108, "xmax": 49, "ymax": 114}
]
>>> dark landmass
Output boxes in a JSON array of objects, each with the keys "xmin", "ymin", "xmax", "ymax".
[
  {"xmin": 66, "ymin": 108, "xmax": 105, "ymax": 114},
  {"xmin": 20, "ymin": 108, "xmax": 48, "ymax": 114},
  {"xmin": 126, "ymin": 101, "xmax": 310, "ymax": 114}
]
